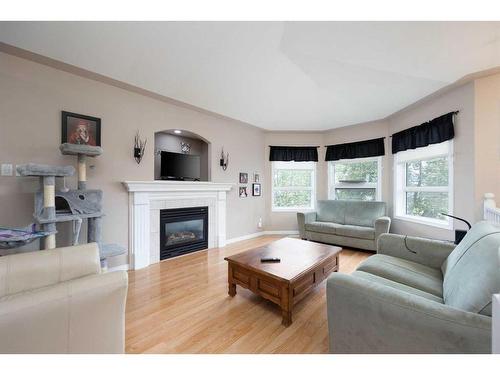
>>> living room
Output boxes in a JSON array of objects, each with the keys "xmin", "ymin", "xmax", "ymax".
[{"xmin": 1, "ymin": 1, "xmax": 500, "ymax": 372}]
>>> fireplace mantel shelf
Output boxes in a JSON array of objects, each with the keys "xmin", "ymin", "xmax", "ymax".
[{"xmin": 123, "ymin": 180, "xmax": 234, "ymax": 193}]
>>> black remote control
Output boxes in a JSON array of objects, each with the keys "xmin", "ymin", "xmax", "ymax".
[{"xmin": 260, "ymin": 257, "xmax": 280, "ymax": 263}]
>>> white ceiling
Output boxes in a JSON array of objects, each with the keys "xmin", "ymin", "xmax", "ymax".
[{"xmin": 1, "ymin": 21, "xmax": 500, "ymax": 130}]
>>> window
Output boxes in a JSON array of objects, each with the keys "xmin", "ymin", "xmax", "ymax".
[
  {"xmin": 394, "ymin": 141, "xmax": 453, "ymax": 228},
  {"xmin": 328, "ymin": 156, "xmax": 382, "ymax": 201},
  {"xmin": 272, "ymin": 161, "xmax": 316, "ymax": 211}
]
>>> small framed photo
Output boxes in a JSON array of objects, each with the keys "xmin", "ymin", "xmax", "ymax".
[
  {"xmin": 254, "ymin": 173, "xmax": 260, "ymax": 183},
  {"xmin": 239, "ymin": 172, "xmax": 248, "ymax": 184},
  {"xmin": 252, "ymin": 183, "xmax": 261, "ymax": 197},
  {"xmin": 61, "ymin": 111, "xmax": 101, "ymax": 146},
  {"xmin": 239, "ymin": 186, "xmax": 248, "ymax": 198}
]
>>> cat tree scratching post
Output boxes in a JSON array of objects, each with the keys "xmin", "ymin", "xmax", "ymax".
[
  {"xmin": 60, "ymin": 143, "xmax": 104, "ymax": 243},
  {"xmin": 78, "ymin": 154, "xmax": 87, "ymax": 190},
  {"xmin": 60, "ymin": 143, "xmax": 103, "ymax": 190},
  {"xmin": 17, "ymin": 163, "xmax": 75, "ymax": 249}
]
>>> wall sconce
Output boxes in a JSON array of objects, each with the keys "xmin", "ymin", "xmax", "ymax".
[
  {"xmin": 134, "ymin": 131, "xmax": 147, "ymax": 164},
  {"xmin": 220, "ymin": 147, "xmax": 229, "ymax": 171}
]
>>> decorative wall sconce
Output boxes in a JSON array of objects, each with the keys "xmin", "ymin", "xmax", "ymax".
[
  {"xmin": 134, "ymin": 131, "xmax": 147, "ymax": 164},
  {"xmin": 220, "ymin": 147, "xmax": 229, "ymax": 171}
]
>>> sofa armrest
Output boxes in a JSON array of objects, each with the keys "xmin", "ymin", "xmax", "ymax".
[
  {"xmin": 377, "ymin": 233, "xmax": 455, "ymax": 269},
  {"xmin": 0, "ymin": 270, "xmax": 128, "ymax": 353},
  {"xmin": 326, "ymin": 273, "xmax": 491, "ymax": 353},
  {"xmin": 374, "ymin": 216, "xmax": 391, "ymax": 239},
  {"xmin": 297, "ymin": 211, "xmax": 316, "ymax": 239}
]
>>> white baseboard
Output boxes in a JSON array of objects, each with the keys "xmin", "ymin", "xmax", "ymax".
[
  {"xmin": 264, "ymin": 230, "xmax": 300, "ymax": 236},
  {"xmin": 225, "ymin": 231, "xmax": 266, "ymax": 244},
  {"xmin": 226, "ymin": 230, "xmax": 299, "ymax": 245}
]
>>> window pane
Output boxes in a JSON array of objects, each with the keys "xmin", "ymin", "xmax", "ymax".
[
  {"xmin": 334, "ymin": 160, "xmax": 378, "ymax": 183},
  {"xmin": 406, "ymin": 157, "xmax": 448, "ymax": 187},
  {"xmin": 274, "ymin": 169, "xmax": 312, "ymax": 188},
  {"xmin": 335, "ymin": 188, "xmax": 376, "ymax": 201},
  {"xmin": 273, "ymin": 190, "xmax": 312, "ymax": 208},
  {"xmin": 406, "ymin": 192, "xmax": 448, "ymax": 220}
]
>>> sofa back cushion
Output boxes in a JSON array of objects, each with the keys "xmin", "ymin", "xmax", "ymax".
[
  {"xmin": 316, "ymin": 200, "xmax": 386, "ymax": 227},
  {"xmin": 345, "ymin": 201, "xmax": 386, "ymax": 227},
  {"xmin": 316, "ymin": 200, "xmax": 346, "ymax": 224},
  {"xmin": 0, "ymin": 243, "xmax": 101, "ymax": 298},
  {"xmin": 442, "ymin": 221, "xmax": 500, "ymax": 316}
]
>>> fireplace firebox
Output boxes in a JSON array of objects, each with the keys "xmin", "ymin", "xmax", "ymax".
[{"xmin": 160, "ymin": 206, "xmax": 208, "ymax": 260}]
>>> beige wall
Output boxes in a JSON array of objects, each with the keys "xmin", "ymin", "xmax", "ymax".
[
  {"xmin": 0, "ymin": 52, "xmax": 265, "ymax": 267},
  {"xmin": 474, "ymin": 74, "xmax": 500, "ymax": 219}
]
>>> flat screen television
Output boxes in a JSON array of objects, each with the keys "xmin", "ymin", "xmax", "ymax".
[{"xmin": 160, "ymin": 151, "xmax": 201, "ymax": 181}]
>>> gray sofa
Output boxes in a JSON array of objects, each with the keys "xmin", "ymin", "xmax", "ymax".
[
  {"xmin": 297, "ymin": 200, "xmax": 390, "ymax": 251},
  {"xmin": 327, "ymin": 221, "xmax": 500, "ymax": 353}
]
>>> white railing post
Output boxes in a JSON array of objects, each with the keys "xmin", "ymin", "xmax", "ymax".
[{"xmin": 484, "ymin": 193, "xmax": 499, "ymax": 223}]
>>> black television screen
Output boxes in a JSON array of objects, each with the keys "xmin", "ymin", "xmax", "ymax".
[{"xmin": 160, "ymin": 151, "xmax": 201, "ymax": 180}]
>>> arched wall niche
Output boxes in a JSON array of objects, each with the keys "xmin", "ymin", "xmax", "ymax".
[{"xmin": 154, "ymin": 129, "xmax": 211, "ymax": 181}]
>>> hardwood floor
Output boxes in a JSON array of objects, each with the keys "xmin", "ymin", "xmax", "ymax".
[{"xmin": 125, "ymin": 236, "xmax": 371, "ymax": 354}]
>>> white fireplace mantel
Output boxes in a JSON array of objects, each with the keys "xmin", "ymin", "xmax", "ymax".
[{"xmin": 123, "ymin": 180, "xmax": 234, "ymax": 270}]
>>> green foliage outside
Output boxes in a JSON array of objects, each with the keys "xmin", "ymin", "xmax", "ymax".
[
  {"xmin": 334, "ymin": 160, "xmax": 378, "ymax": 183},
  {"xmin": 333, "ymin": 160, "xmax": 377, "ymax": 201},
  {"xmin": 335, "ymin": 188, "xmax": 376, "ymax": 201},
  {"xmin": 405, "ymin": 157, "xmax": 449, "ymax": 219},
  {"xmin": 273, "ymin": 168, "xmax": 313, "ymax": 208},
  {"xmin": 273, "ymin": 191, "xmax": 312, "ymax": 208}
]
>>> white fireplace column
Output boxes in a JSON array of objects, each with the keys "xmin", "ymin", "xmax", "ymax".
[{"xmin": 123, "ymin": 181, "xmax": 233, "ymax": 270}]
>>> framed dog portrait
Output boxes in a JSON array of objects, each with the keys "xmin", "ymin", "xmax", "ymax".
[{"xmin": 61, "ymin": 111, "xmax": 101, "ymax": 146}]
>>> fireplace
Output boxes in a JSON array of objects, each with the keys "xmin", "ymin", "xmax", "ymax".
[{"xmin": 160, "ymin": 206, "xmax": 208, "ymax": 260}]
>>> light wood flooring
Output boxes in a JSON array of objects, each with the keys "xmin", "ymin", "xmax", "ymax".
[{"xmin": 125, "ymin": 236, "xmax": 371, "ymax": 354}]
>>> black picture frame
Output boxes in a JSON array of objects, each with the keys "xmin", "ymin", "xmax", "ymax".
[
  {"xmin": 239, "ymin": 186, "xmax": 248, "ymax": 198},
  {"xmin": 61, "ymin": 111, "xmax": 101, "ymax": 146},
  {"xmin": 252, "ymin": 183, "xmax": 261, "ymax": 197},
  {"xmin": 239, "ymin": 172, "xmax": 248, "ymax": 184}
]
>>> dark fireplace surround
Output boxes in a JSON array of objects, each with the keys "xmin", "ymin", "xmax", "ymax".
[{"xmin": 160, "ymin": 206, "xmax": 208, "ymax": 260}]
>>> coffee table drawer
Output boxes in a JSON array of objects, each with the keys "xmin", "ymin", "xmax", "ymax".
[
  {"xmin": 292, "ymin": 272, "xmax": 315, "ymax": 301},
  {"xmin": 322, "ymin": 257, "xmax": 338, "ymax": 276},
  {"xmin": 232, "ymin": 266, "xmax": 251, "ymax": 288}
]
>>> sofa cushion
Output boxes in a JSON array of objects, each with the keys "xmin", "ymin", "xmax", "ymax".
[
  {"xmin": 336, "ymin": 225, "xmax": 375, "ymax": 240},
  {"xmin": 304, "ymin": 221, "xmax": 343, "ymax": 235},
  {"xmin": 442, "ymin": 221, "xmax": 500, "ymax": 316},
  {"xmin": 357, "ymin": 254, "xmax": 443, "ymax": 297},
  {"xmin": 352, "ymin": 270, "xmax": 444, "ymax": 303},
  {"xmin": 345, "ymin": 201, "xmax": 386, "ymax": 227},
  {"xmin": 316, "ymin": 200, "xmax": 346, "ymax": 224}
]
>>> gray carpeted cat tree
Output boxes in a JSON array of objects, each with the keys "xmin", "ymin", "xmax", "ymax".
[{"xmin": 6, "ymin": 143, "xmax": 125, "ymax": 268}]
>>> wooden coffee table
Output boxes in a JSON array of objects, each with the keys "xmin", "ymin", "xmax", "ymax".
[{"xmin": 224, "ymin": 238, "xmax": 341, "ymax": 326}]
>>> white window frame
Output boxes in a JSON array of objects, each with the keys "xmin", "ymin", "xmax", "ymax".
[
  {"xmin": 393, "ymin": 140, "xmax": 454, "ymax": 229},
  {"xmin": 328, "ymin": 156, "xmax": 382, "ymax": 201},
  {"xmin": 271, "ymin": 161, "xmax": 316, "ymax": 212}
]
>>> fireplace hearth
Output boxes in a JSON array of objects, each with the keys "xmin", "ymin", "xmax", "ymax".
[{"xmin": 160, "ymin": 206, "xmax": 208, "ymax": 260}]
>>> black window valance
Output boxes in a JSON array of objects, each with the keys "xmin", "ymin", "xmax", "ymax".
[
  {"xmin": 391, "ymin": 111, "xmax": 456, "ymax": 154},
  {"xmin": 269, "ymin": 146, "xmax": 318, "ymax": 162},
  {"xmin": 325, "ymin": 137, "xmax": 385, "ymax": 161}
]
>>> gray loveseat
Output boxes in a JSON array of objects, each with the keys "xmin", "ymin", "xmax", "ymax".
[
  {"xmin": 297, "ymin": 200, "xmax": 390, "ymax": 251},
  {"xmin": 327, "ymin": 221, "xmax": 500, "ymax": 353}
]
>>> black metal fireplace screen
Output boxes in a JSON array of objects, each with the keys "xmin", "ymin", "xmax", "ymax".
[{"xmin": 160, "ymin": 206, "xmax": 208, "ymax": 260}]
